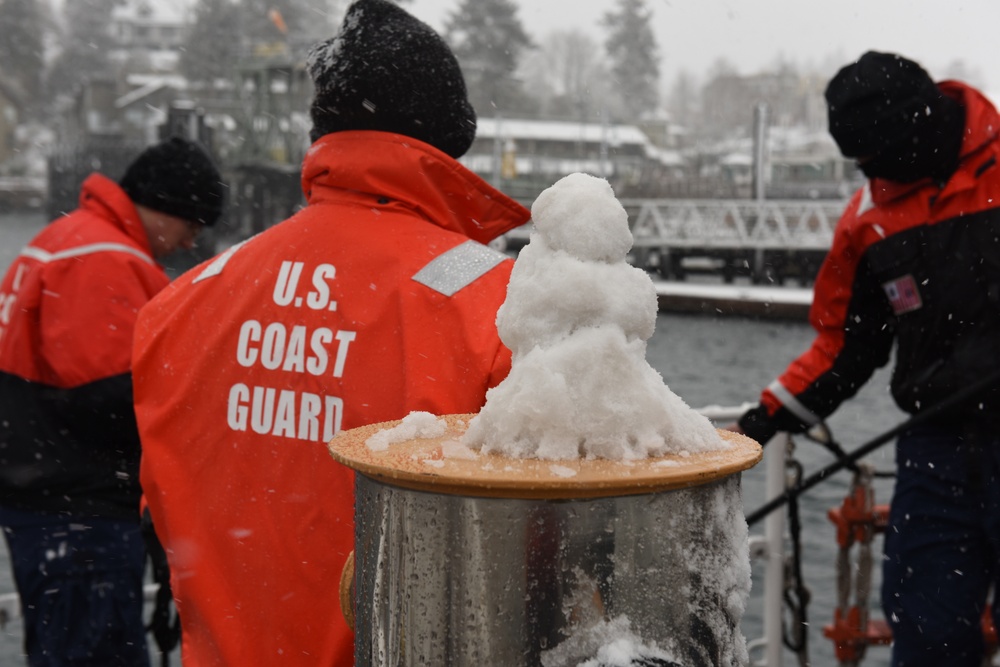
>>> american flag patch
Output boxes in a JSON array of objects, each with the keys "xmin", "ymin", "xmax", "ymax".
[{"xmin": 882, "ymin": 274, "xmax": 923, "ymax": 315}]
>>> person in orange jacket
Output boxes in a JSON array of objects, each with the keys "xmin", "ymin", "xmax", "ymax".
[
  {"xmin": 0, "ymin": 137, "xmax": 225, "ymax": 666},
  {"xmin": 130, "ymin": 1, "xmax": 531, "ymax": 664},
  {"xmin": 734, "ymin": 52, "xmax": 1000, "ymax": 667}
]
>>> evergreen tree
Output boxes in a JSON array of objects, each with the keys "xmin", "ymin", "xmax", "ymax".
[
  {"xmin": 666, "ymin": 69, "xmax": 699, "ymax": 131},
  {"xmin": 521, "ymin": 29, "xmax": 610, "ymax": 121},
  {"xmin": 0, "ymin": 0, "xmax": 47, "ymax": 111},
  {"xmin": 241, "ymin": 0, "xmax": 333, "ymax": 53},
  {"xmin": 46, "ymin": 0, "xmax": 122, "ymax": 102},
  {"xmin": 443, "ymin": 0, "xmax": 534, "ymax": 117},
  {"xmin": 603, "ymin": 0, "xmax": 660, "ymax": 118},
  {"xmin": 181, "ymin": 0, "xmax": 244, "ymax": 84},
  {"xmin": 182, "ymin": 0, "xmax": 341, "ymax": 87}
]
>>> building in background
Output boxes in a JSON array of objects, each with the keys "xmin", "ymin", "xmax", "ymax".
[{"xmin": 464, "ymin": 117, "xmax": 685, "ymax": 201}]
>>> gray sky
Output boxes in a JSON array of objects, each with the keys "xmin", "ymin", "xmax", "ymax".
[{"xmin": 408, "ymin": 0, "xmax": 1000, "ymax": 96}]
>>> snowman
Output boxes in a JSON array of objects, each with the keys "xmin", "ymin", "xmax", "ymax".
[{"xmin": 464, "ymin": 172, "xmax": 724, "ymax": 461}]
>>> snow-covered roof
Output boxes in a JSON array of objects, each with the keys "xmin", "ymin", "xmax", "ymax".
[
  {"xmin": 124, "ymin": 73, "xmax": 187, "ymax": 89},
  {"xmin": 719, "ymin": 152, "xmax": 752, "ymax": 167},
  {"xmin": 116, "ymin": 74, "xmax": 187, "ymax": 109},
  {"xmin": 476, "ymin": 118, "xmax": 652, "ymax": 149},
  {"xmin": 646, "ymin": 145, "xmax": 684, "ymax": 167},
  {"xmin": 109, "ymin": 48, "xmax": 181, "ymax": 73},
  {"xmin": 112, "ymin": 0, "xmax": 188, "ymax": 24},
  {"xmin": 768, "ymin": 127, "xmax": 841, "ymax": 157}
]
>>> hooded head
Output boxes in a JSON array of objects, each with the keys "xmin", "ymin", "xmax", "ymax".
[
  {"xmin": 305, "ymin": 0, "xmax": 476, "ymax": 158},
  {"xmin": 825, "ymin": 51, "xmax": 965, "ymax": 183},
  {"xmin": 119, "ymin": 136, "xmax": 225, "ymax": 226}
]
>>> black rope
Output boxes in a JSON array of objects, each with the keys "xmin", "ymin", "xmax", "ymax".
[
  {"xmin": 746, "ymin": 366, "xmax": 1000, "ymax": 527},
  {"xmin": 802, "ymin": 422, "xmax": 894, "ymax": 479}
]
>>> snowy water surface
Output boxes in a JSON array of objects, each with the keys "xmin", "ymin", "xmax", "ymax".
[{"xmin": 0, "ymin": 211, "xmax": 900, "ymax": 666}]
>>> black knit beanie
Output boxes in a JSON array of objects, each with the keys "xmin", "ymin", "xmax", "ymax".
[
  {"xmin": 306, "ymin": 0, "xmax": 476, "ymax": 158},
  {"xmin": 119, "ymin": 137, "xmax": 225, "ymax": 226},
  {"xmin": 825, "ymin": 51, "xmax": 965, "ymax": 183}
]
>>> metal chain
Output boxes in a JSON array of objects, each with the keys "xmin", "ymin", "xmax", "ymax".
[{"xmin": 781, "ymin": 436, "xmax": 813, "ymax": 667}]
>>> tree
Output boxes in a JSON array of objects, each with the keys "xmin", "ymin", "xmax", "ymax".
[
  {"xmin": 602, "ymin": 0, "xmax": 660, "ymax": 119},
  {"xmin": 443, "ymin": 0, "xmax": 535, "ymax": 117},
  {"xmin": 520, "ymin": 29, "xmax": 610, "ymax": 121},
  {"xmin": 46, "ymin": 0, "xmax": 123, "ymax": 102},
  {"xmin": 0, "ymin": 0, "xmax": 47, "ymax": 112},
  {"xmin": 183, "ymin": 0, "xmax": 343, "ymax": 85},
  {"xmin": 181, "ymin": 0, "xmax": 244, "ymax": 85},
  {"xmin": 239, "ymin": 0, "xmax": 337, "ymax": 53},
  {"xmin": 665, "ymin": 69, "xmax": 700, "ymax": 133}
]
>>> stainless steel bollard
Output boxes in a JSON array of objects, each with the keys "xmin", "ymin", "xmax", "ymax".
[{"xmin": 331, "ymin": 414, "xmax": 761, "ymax": 667}]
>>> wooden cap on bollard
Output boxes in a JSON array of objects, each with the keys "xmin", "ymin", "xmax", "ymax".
[{"xmin": 328, "ymin": 413, "xmax": 762, "ymax": 500}]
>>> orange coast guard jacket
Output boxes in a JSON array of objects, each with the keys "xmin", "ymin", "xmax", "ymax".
[
  {"xmin": 132, "ymin": 131, "xmax": 531, "ymax": 666},
  {"xmin": 739, "ymin": 82, "xmax": 1000, "ymax": 444},
  {"xmin": 0, "ymin": 174, "xmax": 168, "ymax": 519}
]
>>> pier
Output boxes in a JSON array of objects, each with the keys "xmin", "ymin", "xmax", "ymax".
[
  {"xmin": 629, "ymin": 198, "xmax": 844, "ymax": 285},
  {"xmin": 654, "ymin": 280, "xmax": 813, "ymax": 320},
  {"xmin": 507, "ymin": 197, "xmax": 846, "ymax": 288},
  {"xmin": 502, "ymin": 197, "xmax": 832, "ymax": 321}
]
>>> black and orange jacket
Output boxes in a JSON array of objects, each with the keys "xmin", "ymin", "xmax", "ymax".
[
  {"xmin": 132, "ymin": 131, "xmax": 530, "ymax": 666},
  {"xmin": 0, "ymin": 174, "xmax": 169, "ymax": 519},
  {"xmin": 740, "ymin": 81, "xmax": 1000, "ymax": 445}
]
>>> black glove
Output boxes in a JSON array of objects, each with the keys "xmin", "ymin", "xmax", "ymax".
[{"xmin": 141, "ymin": 508, "xmax": 181, "ymax": 666}]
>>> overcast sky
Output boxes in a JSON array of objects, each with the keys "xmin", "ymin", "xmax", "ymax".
[{"xmin": 408, "ymin": 0, "xmax": 1000, "ymax": 96}]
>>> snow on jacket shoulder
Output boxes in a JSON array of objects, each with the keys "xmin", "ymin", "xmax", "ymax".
[
  {"xmin": 742, "ymin": 82, "xmax": 1000, "ymax": 444},
  {"xmin": 133, "ymin": 131, "xmax": 531, "ymax": 667},
  {"xmin": 0, "ymin": 173, "xmax": 169, "ymax": 518}
]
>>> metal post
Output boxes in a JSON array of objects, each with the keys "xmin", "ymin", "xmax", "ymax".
[
  {"xmin": 752, "ymin": 104, "xmax": 769, "ymax": 202},
  {"xmin": 762, "ymin": 434, "xmax": 786, "ymax": 667},
  {"xmin": 492, "ymin": 112, "xmax": 503, "ymax": 189},
  {"xmin": 600, "ymin": 113, "xmax": 609, "ymax": 179}
]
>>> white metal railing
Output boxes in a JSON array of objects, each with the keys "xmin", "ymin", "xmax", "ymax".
[
  {"xmin": 629, "ymin": 199, "xmax": 846, "ymax": 251},
  {"xmin": 700, "ymin": 403, "xmax": 787, "ymax": 667},
  {"xmin": 504, "ymin": 198, "xmax": 847, "ymax": 256}
]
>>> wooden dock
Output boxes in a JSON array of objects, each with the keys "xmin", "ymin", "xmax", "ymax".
[{"xmin": 654, "ymin": 281, "xmax": 812, "ymax": 321}]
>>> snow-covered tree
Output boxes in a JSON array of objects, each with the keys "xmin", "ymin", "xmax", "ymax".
[
  {"xmin": 520, "ymin": 29, "xmax": 610, "ymax": 121},
  {"xmin": 665, "ymin": 69, "xmax": 700, "ymax": 132},
  {"xmin": 181, "ymin": 0, "xmax": 243, "ymax": 84},
  {"xmin": 0, "ymin": 0, "xmax": 47, "ymax": 111},
  {"xmin": 46, "ymin": 0, "xmax": 122, "ymax": 103},
  {"xmin": 243, "ymin": 0, "xmax": 339, "ymax": 51},
  {"xmin": 603, "ymin": 0, "xmax": 660, "ymax": 118},
  {"xmin": 443, "ymin": 0, "xmax": 535, "ymax": 116}
]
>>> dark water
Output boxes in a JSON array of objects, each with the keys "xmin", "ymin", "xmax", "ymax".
[
  {"xmin": 655, "ymin": 314, "xmax": 900, "ymax": 667},
  {"xmin": 0, "ymin": 211, "xmax": 902, "ymax": 666}
]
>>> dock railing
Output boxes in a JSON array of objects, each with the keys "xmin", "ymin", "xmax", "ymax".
[
  {"xmin": 504, "ymin": 198, "xmax": 848, "ymax": 285},
  {"xmin": 627, "ymin": 199, "xmax": 845, "ymax": 250},
  {"xmin": 701, "ymin": 404, "xmax": 787, "ymax": 667}
]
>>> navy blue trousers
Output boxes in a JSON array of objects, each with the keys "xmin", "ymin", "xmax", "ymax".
[
  {"xmin": 882, "ymin": 425, "xmax": 1000, "ymax": 667},
  {"xmin": 0, "ymin": 508, "xmax": 149, "ymax": 667}
]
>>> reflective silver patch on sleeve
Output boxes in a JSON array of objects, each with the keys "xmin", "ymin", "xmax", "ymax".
[
  {"xmin": 856, "ymin": 182, "xmax": 875, "ymax": 217},
  {"xmin": 192, "ymin": 239, "xmax": 249, "ymax": 284},
  {"xmin": 767, "ymin": 379, "xmax": 822, "ymax": 425},
  {"xmin": 412, "ymin": 240, "xmax": 508, "ymax": 297}
]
